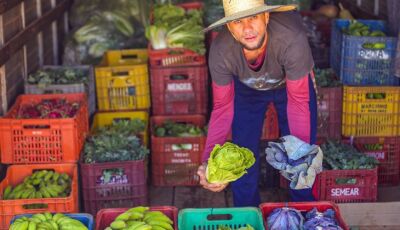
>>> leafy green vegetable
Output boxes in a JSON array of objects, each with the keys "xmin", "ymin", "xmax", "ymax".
[
  {"xmin": 217, "ymin": 224, "xmax": 255, "ymax": 230},
  {"xmin": 146, "ymin": 3, "xmax": 205, "ymax": 54},
  {"xmin": 321, "ymin": 140, "xmax": 379, "ymax": 170},
  {"xmin": 206, "ymin": 142, "xmax": 255, "ymax": 184},
  {"xmin": 314, "ymin": 68, "xmax": 341, "ymax": 88},
  {"xmin": 154, "ymin": 120, "xmax": 205, "ymax": 137},
  {"xmin": 27, "ymin": 68, "xmax": 89, "ymax": 87},
  {"xmin": 83, "ymin": 119, "xmax": 149, "ymax": 163}
]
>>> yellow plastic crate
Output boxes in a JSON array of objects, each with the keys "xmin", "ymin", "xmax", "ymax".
[
  {"xmin": 91, "ymin": 111, "xmax": 149, "ymax": 146},
  {"xmin": 95, "ymin": 49, "xmax": 150, "ymax": 111},
  {"xmin": 342, "ymin": 86, "xmax": 400, "ymax": 137}
]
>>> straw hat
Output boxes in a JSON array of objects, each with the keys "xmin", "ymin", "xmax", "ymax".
[{"xmin": 205, "ymin": 0, "xmax": 297, "ymax": 32}]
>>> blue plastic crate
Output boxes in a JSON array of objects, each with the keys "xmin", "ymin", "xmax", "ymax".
[
  {"xmin": 10, "ymin": 213, "xmax": 94, "ymax": 230},
  {"xmin": 330, "ymin": 19, "xmax": 399, "ymax": 86}
]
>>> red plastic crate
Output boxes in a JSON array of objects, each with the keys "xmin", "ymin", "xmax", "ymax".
[
  {"xmin": 152, "ymin": 162, "xmax": 200, "ymax": 186},
  {"xmin": 260, "ymin": 201, "xmax": 348, "ymax": 230},
  {"xmin": 149, "ymin": 2, "xmax": 206, "ymax": 68},
  {"xmin": 80, "ymin": 160, "xmax": 148, "ymax": 216},
  {"xmin": 150, "ymin": 65, "xmax": 208, "ymax": 115},
  {"xmin": 0, "ymin": 93, "xmax": 89, "ymax": 164},
  {"xmin": 319, "ymin": 167, "xmax": 378, "ymax": 203},
  {"xmin": 0, "ymin": 164, "xmax": 79, "ymax": 230},
  {"xmin": 316, "ymin": 86, "xmax": 342, "ymax": 141},
  {"xmin": 95, "ymin": 206, "xmax": 178, "ymax": 230},
  {"xmin": 349, "ymin": 137, "xmax": 400, "ymax": 186},
  {"xmin": 228, "ymin": 103, "xmax": 279, "ymax": 141},
  {"xmin": 151, "ymin": 115, "xmax": 205, "ymax": 186}
]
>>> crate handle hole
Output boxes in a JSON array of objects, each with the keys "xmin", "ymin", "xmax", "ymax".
[
  {"xmin": 112, "ymin": 71, "xmax": 129, "ymax": 76},
  {"xmin": 99, "ymin": 168, "xmax": 127, "ymax": 185},
  {"xmin": 206, "ymin": 214, "xmax": 232, "ymax": 221},
  {"xmin": 43, "ymin": 89, "xmax": 63, "ymax": 94},
  {"xmin": 335, "ymin": 177, "xmax": 357, "ymax": 185},
  {"xmin": 22, "ymin": 204, "xmax": 48, "ymax": 210},
  {"xmin": 121, "ymin": 54, "xmax": 138, "ymax": 60},
  {"xmin": 113, "ymin": 117, "xmax": 131, "ymax": 122},
  {"xmin": 23, "ymin": 125, "xmax": 50, "ymax": 129},
  {"xmin": 172, "ymin": 143, "xmax": 193, "ymax": 151},
  {"xmin": 170, "ymin": 75, "xmax": 189, "ymax": 80},
  {"xmin": 365, "ymin": 92, "xmax": 386, "ymax": 99}
]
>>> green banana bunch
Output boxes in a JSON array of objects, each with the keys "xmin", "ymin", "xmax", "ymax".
[
  {"xmin": 106, "ymin": 206, "xmax": 174, "ymax": 230},
  {"xmin": 10, "ymin": 213, "xmax": 88, "ymax": 230},
  {"xmin": 2, "ymin": 170, "xmax": 72, "ymax": 203}
]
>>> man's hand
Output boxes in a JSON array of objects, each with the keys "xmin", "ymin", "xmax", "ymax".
[{"xmin": 197, "ymin": 164, "xmax": 228, "ymax": 192}]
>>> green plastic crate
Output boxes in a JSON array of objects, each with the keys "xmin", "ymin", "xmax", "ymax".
[{"xmin": 178, "ymin": 207, "xmax": 265, "ymax": 230}]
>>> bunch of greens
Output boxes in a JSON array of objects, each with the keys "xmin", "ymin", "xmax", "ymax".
[
  {"xmin": 83, "ymin": 119, "xmax": 149, "ymax": 163},
  {"xmin": 146, "ymin": 3, "xmax": 205, "ymax": 54},
  {"xmin": 321, "ymin": 140, "xmax": 379, "ymax": 170},
  {"xmin": 314, "ymin": 68, "xmax": 341, "ymax": 87},
  {"xmin": 27, "ymin": 68, "xmax": 89, "ymax": 87},
  {"xmin": 154, "ymin": 120, "xmax": 204, "ymax": 137},
  {"xmin": 206, "ymin": 142, "xmax": 255, "ymax": 184}
]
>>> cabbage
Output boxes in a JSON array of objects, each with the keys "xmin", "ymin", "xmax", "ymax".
[
  {"xmin": 206, "ymin": 143, "xmax": 255, "ymax": 184},
  {"xmin": 267, "ymin": 207, "xmax": 303, "ymax": 230},
  {"xmin": 303, "ymin": 208, "xmax": 343, "ymax": 230}
]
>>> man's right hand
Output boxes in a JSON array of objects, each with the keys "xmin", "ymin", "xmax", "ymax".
[{"xmin": 197, "ymin": 164, "xmax": 228, "ymax": 192}]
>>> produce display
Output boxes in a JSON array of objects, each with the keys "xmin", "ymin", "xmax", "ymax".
[
  {"xmin": 2, "ymin": 170, "xmax": 72, "ymax": 202},
  {"xmin": 314, "ymin": 68, "xmax": 341, "ymax": 87},
  {"xmin": 27, "ymin": 69, "xmax": 89, "ymax": 86},
  {"xmin": 16, "ymin": 98, "xmax": 80, "ymax": 119},
  {"xmin": 206, "ymin": 142, "xmax": 255, "ymax": 184},
  {"xmin": 267, "ymin": 207, "xmax": 343, "ymax": 230},
  {"xmin": 217, "ymin": 225, "xmax": 255, "ymax": 230},
  {"xmin": 105, "ymin": 206, "xmax": 174, "ymax": 230},
  {"xmin": 321, "ymin": 140, "xmax": 379, "ymax": 170},
  {"xmin": 83, "ymin": 119, "xmax": 149, "ymax": 163},
  {"xmin": 146, "ymin": 3, "xmax": 205, "ymax": 54},
  {"xmin": 9, "ymin": 213, "xmax": 88, "ymax": 230},
  {"xmin": 154, "ymin": 120, "xmax": 205, "ymax": 137}
]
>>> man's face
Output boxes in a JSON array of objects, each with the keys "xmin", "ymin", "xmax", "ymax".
[{"xmin": 227, "ymin": 13, "xmax": 269, "ymax": 51}]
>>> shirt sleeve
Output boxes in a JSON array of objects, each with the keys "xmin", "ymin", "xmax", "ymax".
[
  {"xmin": 282, "ymin": 32, "xmax": 314, "ymax": 81},
  {"xmin": 208, "ymin": 38, "xmax": 234, "ymax": 86},
  {"xmin": 202, "ymin": 81, "xmax": 234, "ymax": 162}
]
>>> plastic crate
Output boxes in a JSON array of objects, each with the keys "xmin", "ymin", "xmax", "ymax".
[
  {"xmin": 24, "ymin": 65, "xmax": 96, "ymax": 116},
  {"xmin": 0, "ymin": 164, "xmax": 79, "ymax": 230},
  {"xmin": 91, "ymin": 111, "xmax": 149, "ymax": 146},
  {"xmin": 228, "ymin": 103, "xmax": 279, "ymax": 141},
  {"xmin": 11, "ymin": 213, "xmax": 94, "ymax": 230},
  {"xmin": 152, "ymin": 162, "xmax": 200, "ymax": 186},
  {"xmin": 260, "ymin": 201, "xmax": 348, "ymax": 230},
  {"xmin": 342, "ymin": 86, "xmax": 400, "ymax": 137},
  {"xmin": 317, "ymin": 86, "xmax": 342, "ymax": 141},
  {"xmin": 178, "ymin": 207, "xmax": 265, "ymax": 230},
  {"xmin": 96, "ymin": 206, "xmax": 178, "ymax": 230},
  {"xmin": 319, "ymin": 167, "xmax": 378, "ymax": 203},
  {"xmin": 330, "ymin": 19, "xmax": 399, "ymax": 86},
  {"xmin": 0, "ymin": 93, "xmax": 89, "ymax": 164},
  {"xmin": 312, "ymin": 46, "xmax": 330, "ymax": 69},
  {"xmin": 148, "ymin": 2, "xmax": 206, "ymax": 68},
  {"xmin": 95, "ymin": 49, "xmax": 150, "ymax": 111},
  {"xmin": 348, "ymin": 137, "xmax": 400, "ymax": 186},
  {"xmin": 150, "ymin": 65, "xmax": 208, "ymax": 115},
  {"xmin": 80, "ymin": 160, "xmax": 148, "ymax": 217}
]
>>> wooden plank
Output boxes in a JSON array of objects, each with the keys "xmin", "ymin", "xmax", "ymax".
[
  {"xmin": 0, "ymin": 0, "xmax": 23, "ymax": 14},
  {"xmin": 0, "ymin": 0, "xmax": 71, "ymax": 66},
  {"xmin": 0, "ymin": 65, "xmax": 5, "ymax": 115}
]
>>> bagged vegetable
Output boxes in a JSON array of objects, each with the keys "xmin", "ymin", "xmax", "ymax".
[
  {"xmin": 206, "ymin": 142, "xmax": 255, "ymax": 184},
  {"xmin": 267, "ymin": 207, "xmax": 304, "ymax": 230}
]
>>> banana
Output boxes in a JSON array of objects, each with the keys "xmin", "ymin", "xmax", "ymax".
[
  {"xmin": 110, "ymin": 220, "xmax": 126, "ymax": 229},
  {"xmin": 32, "ymin": 178, "xmax": 41, "ymax": 185},
  {"xmin": 152, "ymin": 226, "xmax": 168, "ymax": 230},
  {"xmin": 21, "ymin": 188, "xmax": 35, "ymax": 199},
  {"xmin": 52, "ymin": 172, "xmax": 60, "ymax": 182},
  {"xmin": 13, "ymin": 184, "xmax": 25, "ymax": 193},
  {"xmin": 52, "ymin": 213, "xmax": 65, "ymax": 222},
  {"xmin": 14, "ymin": 190, "xmax": 24, "ymax": 199},
  {"xmin": 16, "ymin": 220, "xmax": 29, "ymax": 230},
  {"xmin": 44, "ymin": 171, "xmax": 54, "ymax": 182},
  {"xmin": 3, "ymin": 185, "xmax": 12, "ymax": 199},
  {"xmin": 126, "ymin": 221, "xmax": 146, "ymax": 228},
  {"xmin": 28, "ymin": 221, "xmax": 37, "ymax": 230},
  {"xmin": 48, "ymin": 220, "xmax": 59, "ymax": 230},
  {"xmin": 146, "ymin": 220, "xmax": 173, "ymax": 230},
  {"xmin": 128, "ymin": 211, "xmax": 144, "ymax": 220},
  {"xmin": 127, "ymin": 206, "xmax": 149, "ymax": 214},
  {"xmin": 32, "ymin": 213, "xmax": 47, "ymax": 222},
  {"xmin": 133, "ymin": 224, "xmax": 153, "ymax": 230},
  {"xmin": 145, "ymin": 216, "xmax": 173, "ymax": 225},
  {"xmin": 44, "ymin": 212, "xmax": 53, "ymax": 220},
  {"xmin": 40, "ymin": 187, "xmax": 52, "ymax": 198},
  {"xmin": 61, "ymin": 173, "xmax": 69, "ymax": 181},
  {"xmin": 115, "ymin": 212, "xmax": 131, "ymax": 221}
]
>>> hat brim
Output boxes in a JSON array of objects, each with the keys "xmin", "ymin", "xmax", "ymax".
[{"xmin": 204, "ymin": 4, "xmax": 297, "ymax": 32}]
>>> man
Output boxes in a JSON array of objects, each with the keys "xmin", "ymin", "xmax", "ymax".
[{"xmin": 197, "ymin": 0, "xmax": 318, "ymax": 207}]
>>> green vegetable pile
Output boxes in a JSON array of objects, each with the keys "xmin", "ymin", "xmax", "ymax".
[
  {"xmin": 314, "ymin": 68, "xmax": 341, "ymax": 88},
  {"xmin": 146, "ymin": 3, "xmax": 205, "ymax": 54},
  {"xmin": 206, "ymin": 142, "xmax": 255, "ymax": 184},
  {"xmin": 27, "ymin": 68, "xmax": 89, "ymax": 87},
  {"xmin": 218, "ymin": 224, "xmax": 255, "ymax": 230},
  {"xmin": 83, "ymin": 119, "xmax": 149, "ymax": 163},
  {"xmin": 342, "ymin": 20, "xmax": 386, "ymax": 50},
  {"xmin": 154, "ymin": 120, "xmax": 205, "ymax": 137},
  {"xmin": 321, "ymin": 140, "xmax": 379, "ymax": 170}
]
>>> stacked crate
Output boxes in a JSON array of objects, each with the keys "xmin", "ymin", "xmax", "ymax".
[
  {"xmin": 78, "ymin": 49, "xmax": 151, "ymax": 216},
  {"xmin": 0, "ymin": 93, "xmax": 87, "ymax": 229},
  {"xmin": 149, "ymin": 2, "xmax": 208, "ymax": 186}
]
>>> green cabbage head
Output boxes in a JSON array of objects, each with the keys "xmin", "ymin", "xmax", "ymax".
[{"xmin": 206, "ymin": 142, "xmax": 255, "ymax": 184}]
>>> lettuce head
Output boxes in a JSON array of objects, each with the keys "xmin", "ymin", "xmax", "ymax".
[{"xmin": 206, "ymin": 142, "xmax": 255, "ymax": 184}]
